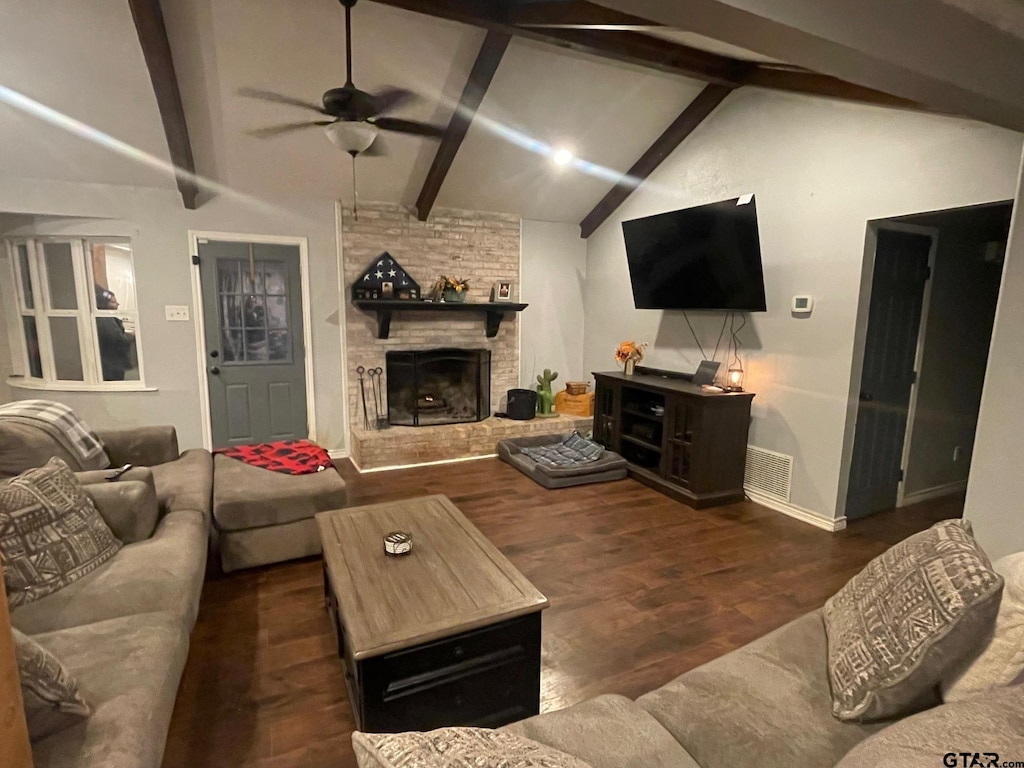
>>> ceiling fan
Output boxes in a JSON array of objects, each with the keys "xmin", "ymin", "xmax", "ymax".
[{"xmin": 242, "ymin": 0, "xmax": 445, "ymax": 156}]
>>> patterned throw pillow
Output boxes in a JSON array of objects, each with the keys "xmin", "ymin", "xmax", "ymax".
[
  {"xmin": 1, "ymin": 457, "xmax": 122, "ymax": 607},
  {"xmin": 824, "ymin": 520, "xmax": 1003, "ymax": 722},
  {"xmin": 12, "ymin": 627, "xmax": 91, "ymax": 739},
  {"xmin": 352, "ymin": 727, "xmax": 594, "ymax": 768}
]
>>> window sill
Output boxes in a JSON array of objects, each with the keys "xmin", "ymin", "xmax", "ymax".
[{"xmin": 7, "ymin": 377, "xmax": 158, "ymax": 393}]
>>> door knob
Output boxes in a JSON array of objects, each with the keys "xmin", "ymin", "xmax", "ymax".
[{"xmin": 210, "ymin": 366, "xmax": 220, "ymax": 375}]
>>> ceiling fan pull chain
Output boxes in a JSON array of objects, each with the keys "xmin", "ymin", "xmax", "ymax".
[{"xmin": 351, "ymin": 152, "xmax": 359, "ymax": 221}]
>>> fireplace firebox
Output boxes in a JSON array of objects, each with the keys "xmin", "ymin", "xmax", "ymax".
[{"xmin": 386, "ymin": 349, "xmax": 490, "ymax": 426}]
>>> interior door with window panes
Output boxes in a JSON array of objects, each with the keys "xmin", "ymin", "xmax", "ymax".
[{"xmin": 198, "ymin": 240, "xmax": 308, "ymax": 448}]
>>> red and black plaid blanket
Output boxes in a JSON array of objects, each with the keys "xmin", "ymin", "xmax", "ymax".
[{"xmin": 214, "ymin": 439, "xmax": 334, "ymax": 475}]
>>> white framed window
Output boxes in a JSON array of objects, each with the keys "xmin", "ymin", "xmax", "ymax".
[{"xmin": 4, "ymin": 237, "xmax": 145, "ymax": 389}]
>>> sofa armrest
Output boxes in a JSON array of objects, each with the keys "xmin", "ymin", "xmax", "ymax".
[
  {"xmin": 82, "ymin": 480, "xmax": 160, "ymax": 544},
  {"xmin": 74, "ymin": 466, "xmax": 155, "ymax": 489},
  {"xmin": 96, "ymin": 426, "xmax": 179, "ymax": 467}
]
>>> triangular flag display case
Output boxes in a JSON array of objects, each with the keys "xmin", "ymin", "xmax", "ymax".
[{"xmin": 352, "ymin": 252, "xmax": 421, "ymax": 301}]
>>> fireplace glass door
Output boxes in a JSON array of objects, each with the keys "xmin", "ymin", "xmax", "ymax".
[{"xmin": 386, "ymin": 349, "xmax": 490, "ymax": 426}]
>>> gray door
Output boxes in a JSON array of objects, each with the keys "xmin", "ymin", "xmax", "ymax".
[
  {"xmin": 846, "ymin": 229, "xmax": 931, "ymax": 519},
  {"xmin": 198, "ymin": 240, "xmax": 308, "ymax": 448}
]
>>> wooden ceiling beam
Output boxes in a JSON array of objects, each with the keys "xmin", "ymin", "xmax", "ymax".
[
  {"xmin": 538, "ymin": 28, "xmax": 751, "ymax": 85},
  {"xmin": 370, "ymin": 0, "xmax": 937, "ymax": 110},
  {"xmin": 369, "ymin": 0, "xmax": 749, "ymax": 85},
  {"xmin": 579, "ymin": 84, "xmax": 733, "ymax": 239},
  {"xmin": 745, "ymin": 66, "xmax": 927, "ymax": 110},
  {"xmin": 415, "ymin": 31, "xmax": 512, "ymax": 221},
  {"xmin": 509, "ymin": 1, "xmax": 664, "ymax": 30},
  {"xmin": 128, "ymin": 0, "xmax": 199, "ymax": 209}
]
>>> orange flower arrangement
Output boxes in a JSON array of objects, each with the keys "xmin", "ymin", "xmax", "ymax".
[{"xmin": 614, "ymin": 340, "xmax": 648, "ymax": 365}]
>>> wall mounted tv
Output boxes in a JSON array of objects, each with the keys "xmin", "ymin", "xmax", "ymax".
[{"xmin": 622, "ymin": 195, "xmax": 767, "ymax": 311}]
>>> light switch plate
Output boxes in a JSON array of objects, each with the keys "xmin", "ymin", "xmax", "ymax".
[{"xmin": 165, "ymin": 305, "xmax": 190, "ymax": 321}]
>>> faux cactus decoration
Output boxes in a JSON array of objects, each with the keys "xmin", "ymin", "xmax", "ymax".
[{"xmin": 536, "ymin": 369, "xmax": 559, "ymax": 416}]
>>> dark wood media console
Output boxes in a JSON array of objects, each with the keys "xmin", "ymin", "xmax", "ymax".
[{"xmin": 593, "ymin": 371, "xmax": 754, "ymax": 508}]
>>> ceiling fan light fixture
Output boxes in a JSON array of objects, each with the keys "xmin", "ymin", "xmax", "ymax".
[
  {"xmin": 325, "ymin": 121, "xmax": 377, "ymax": 154},
  {"xmin": 552, "ymin": 147, "xmax": 575, "ymax": 167}
]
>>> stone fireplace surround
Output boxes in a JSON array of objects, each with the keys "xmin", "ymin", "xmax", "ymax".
[{"xmin": 343, "ymin": 203, "xmax": 591, "ymax": 469}]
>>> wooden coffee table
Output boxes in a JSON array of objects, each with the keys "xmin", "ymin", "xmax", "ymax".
[{"xmin": 315, "ymin": 494, "xmax": 548, "ymax": 733}]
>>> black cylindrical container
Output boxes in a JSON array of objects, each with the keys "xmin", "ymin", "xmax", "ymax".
[{"xmin": 506, "ymin": 389, "xmax": 537, "ymax": 420}]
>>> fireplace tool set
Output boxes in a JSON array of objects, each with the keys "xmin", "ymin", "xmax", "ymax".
[{"xmin": 356, "ymin": 366, "xmax": 389, "ymax": 430}]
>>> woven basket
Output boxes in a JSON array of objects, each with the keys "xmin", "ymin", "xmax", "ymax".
[{"xmin": 565, "ymin": 381, "xmax": 589, "ymax": 396}]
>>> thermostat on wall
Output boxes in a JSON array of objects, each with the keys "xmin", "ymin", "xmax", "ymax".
[{"xmin": 792, "ymin": 295, "xmax": 813, "ymax": 315}]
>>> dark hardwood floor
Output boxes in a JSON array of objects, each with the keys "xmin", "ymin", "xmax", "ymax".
[{"xmin": 162, "ymin": 457, "xmax": 963, "ymax": 768}]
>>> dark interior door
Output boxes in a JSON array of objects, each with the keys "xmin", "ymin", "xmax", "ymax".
[
  {"xmin": 846, "ymin": 229, "xmax": 931, "ymax": 519},
  {"xmin": 199, "ymin": 240, "xmax": 308, "ymax": 448}
]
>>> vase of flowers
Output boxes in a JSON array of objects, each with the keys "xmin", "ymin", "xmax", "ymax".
[
  {"xmin": 434, "ymin": 275, "xmax": 469, "ymax": 302},
  {"xmin": 615, "ymin": 340, "xmax": 647, "ymax": 375}
]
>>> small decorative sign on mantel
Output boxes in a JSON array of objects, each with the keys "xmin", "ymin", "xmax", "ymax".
[{"xmin": 352, "ymin": 252, "xmax": 420, "ymax": 301}]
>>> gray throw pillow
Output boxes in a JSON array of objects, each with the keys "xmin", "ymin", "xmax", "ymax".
[
  {"xmin": 944, "ymin": 551, "xmax": 1024, "ymax": 700},
  {"xmin": 1, "ymin": 457, "xmax": 122, "ymax": 607},
  {"xmin": 824, "ymin": 519, "xmax": 1003, "ymax": 722},
  {"xmin": 352, "ymin": 727, "xmax": 593, "ymax": 768},
  {"xmin": 12, "ymin": 627, "xmax": 91, "ymax": 739}
]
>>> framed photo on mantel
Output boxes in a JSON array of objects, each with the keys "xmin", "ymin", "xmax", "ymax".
[{"xmin": 491, "ymin": 280, "xmax": 514, "ymax": 302}]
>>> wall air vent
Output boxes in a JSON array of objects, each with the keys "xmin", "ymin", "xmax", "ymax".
[{"xmin": 744, "ymin": 446, "xmax": 793, "ymax": 503}]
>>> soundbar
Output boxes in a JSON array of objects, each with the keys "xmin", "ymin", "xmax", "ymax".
[{"xmin": 633, "ymin": 365, "xmax": 694, "ymax": 381}]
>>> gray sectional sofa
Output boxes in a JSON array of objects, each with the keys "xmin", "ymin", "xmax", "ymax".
[
  {"xmin": 2, "ymin": 424, "xmax": 211, "ymax": 768},
  {"xmin": 504, "ymin": 593, "xmax": 1024, "ymax": 768}
]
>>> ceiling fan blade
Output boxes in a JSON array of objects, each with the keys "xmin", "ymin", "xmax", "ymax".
[
  {"xmin": 369, "ymin": 117, "xmax": 445, "ymax": 139},
  {"xmin": 372, "ymin": 87, "xmax": 416, "ymax": 115},
  {"xmin": 247, "ymin": 120, "xmax": 333, "ymax": 138},
  {"xmin": 239, "ymin": 87, "xmax": 330, "ymax": 117}
]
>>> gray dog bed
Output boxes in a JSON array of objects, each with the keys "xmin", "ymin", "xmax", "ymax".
[{"xmin": 497, "ymin": 432, "xmax": 628, "ymax": 488}]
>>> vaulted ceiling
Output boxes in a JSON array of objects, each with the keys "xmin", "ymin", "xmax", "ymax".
[
  {"xmin": 2, "ymin": 0, "xmax": 1023, "ymax": 231},
  {"xmin": 0, "ymin": 1, "xmax": 175, "ymax": 189}
]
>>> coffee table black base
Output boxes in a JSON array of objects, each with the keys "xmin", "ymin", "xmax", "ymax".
[{"xmin": 324, "ymin": 565, "xmax": 542, "ymax": 733}]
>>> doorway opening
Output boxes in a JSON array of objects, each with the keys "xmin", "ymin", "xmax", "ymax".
[{"xmin": 844, "ymin": 201, "xmax": 1011, "ymax": 520}]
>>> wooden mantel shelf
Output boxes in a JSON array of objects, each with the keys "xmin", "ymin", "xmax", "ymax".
[{"xmin": 354, "ymin": 299, "xmax": 528, "ymax": 339}]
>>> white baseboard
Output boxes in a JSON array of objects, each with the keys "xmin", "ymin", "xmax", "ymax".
[
  {"xmin": 744, "ymin": 488, "xmax": 847, "ymax": 532},
  {"xmin": 352, "ymin": 453, "xmax": 497, "ymax": 474},
  {"xmin": 328, "ymin": 448, "xmax": 349, "ymax": 461},
  {"xmin": 899, "ymin": 480, "xmax": 968, "ymax": 507}
]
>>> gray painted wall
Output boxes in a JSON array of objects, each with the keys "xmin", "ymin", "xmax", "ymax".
[
  {"xmin": 901, "ymin": 206, "xmax": 1009, "ymax": 497},
  {"xmin": 520, "ymin": 220, "xmax": 587, "ymax": 389},
  {"xmin": 583, "ymin": 88, "xmax": 1023, "ymax": 525},
  {"xmin": 0, "ymin": 179, "xmax": 345, "ymax": 452},
  {"xmin": 965, "ymin": 151, "xmax": 1024, "ymax": 561}
]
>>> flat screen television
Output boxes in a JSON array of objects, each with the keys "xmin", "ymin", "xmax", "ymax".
[{"xmin": 622, "ymin": 195, "xmax": 767, "ymax": 311}]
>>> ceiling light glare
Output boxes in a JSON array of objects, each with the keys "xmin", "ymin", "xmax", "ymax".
[{"xmin": 552, "ymin": 147, "xmax": 574, "ymax": 166}]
